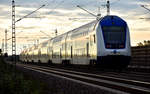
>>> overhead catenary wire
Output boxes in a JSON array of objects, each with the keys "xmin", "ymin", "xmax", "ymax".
[
  {"xmin": 141, "ymin": 5, "xmax": 150, "ymax": 12},
  {"xmin": 11, "ymin": 0, "xmax": 46, "ymax": 58},
  {"xmin": 69, "ymin": 1, "xmax": 110, "ymax": 21},
  {"xmin": 7, "ymin": 31, "xmax": 24, "ymax": 41},
  {"xmin": 15, "ymin": 4, "xmax": 45, "ymax": 23},
  {"xmin": 77, "ymin": 5, "xmax": 98, "ymax": 18},
  {"xmin": 139, "ymin": 4, "xmax": 150, "ymax": 20},
  {"xmin": 39, "ymin": 30, "xmax": 51, "ymax": 38}
]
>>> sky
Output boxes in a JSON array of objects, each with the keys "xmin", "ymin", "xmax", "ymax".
[{"xmin": 0, "ymin": 0, "xmax": 150, "ymax": 55}]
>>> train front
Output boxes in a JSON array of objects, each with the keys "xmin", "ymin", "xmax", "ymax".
[{"xmin": 97, "ymin": 15, "xmax": 131, "ymax": 69}]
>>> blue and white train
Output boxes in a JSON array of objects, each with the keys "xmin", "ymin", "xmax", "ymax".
[{"xmin": 20, "ymin": 15, "xmax": 131, "ymax": 68}]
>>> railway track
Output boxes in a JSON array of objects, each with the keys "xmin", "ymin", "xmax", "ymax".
[
  {"xmin": 18, "ymin": 63, "xmax": 150, "ymax": 94},
  {"xmin": 33, "ymin": 63, "xmax": 150, "ymax": 82}
]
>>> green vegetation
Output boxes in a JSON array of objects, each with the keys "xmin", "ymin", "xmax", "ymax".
[{"xmin": 0, "ymin": 57, "xmax": 47, "ymax": 94}]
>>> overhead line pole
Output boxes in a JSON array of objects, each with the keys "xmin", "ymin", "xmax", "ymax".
[
  {"xmin": 2, "ymin": 39, "xmax": 4, "ymax": 53},
  {"xmin": 12, "ymin": 0, "xmax": 45, "ymax": 64},
  {"xmin": 5, "ymin": 29, "xmax": 7, "ymax": 54},
  {"xmin": 11, "ymin": 1, "xmax": 17, "ymax": 92},
  {"xmin": 106, "ymin": 0, "xmax": 110, "ymax": 15},
  {"xmin": 12, "ymin": 0, "xmax": 16, "ymax": 62}
]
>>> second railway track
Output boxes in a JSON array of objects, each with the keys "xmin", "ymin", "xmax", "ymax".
[{"xmin": 17, "ymin": 63, "xmax": 150, "ymax": 94}]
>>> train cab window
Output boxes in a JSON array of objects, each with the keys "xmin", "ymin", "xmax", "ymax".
[{"xmin": 102, "ymin": 26, "xmax": 126, "ymax": 49}]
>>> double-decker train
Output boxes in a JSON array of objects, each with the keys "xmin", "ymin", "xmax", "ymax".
[{"xmin": 20, "ymin": 15, "xmax": 131, "ymax": 68}]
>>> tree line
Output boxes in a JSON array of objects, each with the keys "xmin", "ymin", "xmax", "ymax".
[{"xmin": 137, "ymin": 40, "xmax": 150, "ymax": 46}]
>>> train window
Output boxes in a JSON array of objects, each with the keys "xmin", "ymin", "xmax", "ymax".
[{"xmin": 93, "ymin": 34, "xmax": 96, "ymax": 43}]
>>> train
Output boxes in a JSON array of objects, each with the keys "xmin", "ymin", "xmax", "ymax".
[{"xmin": 20, "ymin": 15, "xmax": 131, "ymax": 69}]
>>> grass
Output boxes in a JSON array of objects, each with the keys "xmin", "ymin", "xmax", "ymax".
[{"xmin": 0, "ymin": 56, "xmax": 47, "ymax": 94}]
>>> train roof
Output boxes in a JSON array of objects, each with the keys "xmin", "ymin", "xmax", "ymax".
[
  {"xmin": 50, "ymin": 20, "xmax": 98, "ymax": 39},
  {"xmin": 100, "ymin": 15, "xmax": 127, "ymax": 26}
]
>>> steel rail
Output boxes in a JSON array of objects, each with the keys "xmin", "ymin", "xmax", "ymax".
[
  {"xmin": 29, "ymin": 64, "xmax": 150, "ymax": 88},
  {"xmin": 18, "ymin": 64, "xmax": 150, "ymax": 94}
]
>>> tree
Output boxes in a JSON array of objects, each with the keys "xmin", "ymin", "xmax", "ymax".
[
  {"xmin": 137, "ymin": 40, "xmax": 150, "ymax": 46},
  {"xmin": 137, "ymin": 42, "xmax": 143, "ymax": 46}
]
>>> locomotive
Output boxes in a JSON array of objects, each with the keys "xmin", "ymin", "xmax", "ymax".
[{"xmin": 20, "ymin": 15, "xmax": 131, "ymax": 68}]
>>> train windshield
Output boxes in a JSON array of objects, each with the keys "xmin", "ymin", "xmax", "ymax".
[{"xmin": 102, "ymin": 26, "xmax": 126, "ymax": 49}]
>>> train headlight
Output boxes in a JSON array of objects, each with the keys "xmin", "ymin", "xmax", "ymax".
[{"xmin": 119, "ymin": 45, "xmax": 124, "ymax": 48}]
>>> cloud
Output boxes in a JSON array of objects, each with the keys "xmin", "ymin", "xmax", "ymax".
[
  {"xmin": 1, "ymin": 0, "xmax": 150, "ymax": 54},
  {"xmin": 0, "ymin": 5, "xmax": 11, "ymax": 18},
  {"xmin": 133, "ymin": 27, "xmax": 150, "ymax": 32},
  {"xmin": 15, "ymin": 26, "xmax": 41, "ymax": 30}
]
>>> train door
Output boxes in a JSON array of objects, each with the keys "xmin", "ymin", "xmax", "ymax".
[
  {"xmin": 87, "ymin": 42, "xmax": 89, "ymax": 57},
  {"xmin": 59, "ymin": 48, "xmax": 62, "ymax": 63},
  {"xmin": 52, "ymin": 50, "xmax": 53, "ymax": 59},
  {"xmin": 71, "ymin": 46, "xmax": 72, "ymax": 58},
  {"xmin": 38, "ymin": 49, "xmax": 41, "ymax": 62},
  {"xmin": 89, "ymin": 34, "xmax": 96, "ymax": 60},
  {"xmin": 60, "ymin": 48, "xmax": 62, "ymax": 58}
]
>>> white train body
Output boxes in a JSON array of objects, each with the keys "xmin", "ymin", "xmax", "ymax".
[{"xmin": 20, "ymin": 15, "xmax": 131, "ymax": 68}]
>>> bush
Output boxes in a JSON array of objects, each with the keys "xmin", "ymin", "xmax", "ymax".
[{"xmin": 0, "ymin": 57, "xmax": 45, "ymax": 94}]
